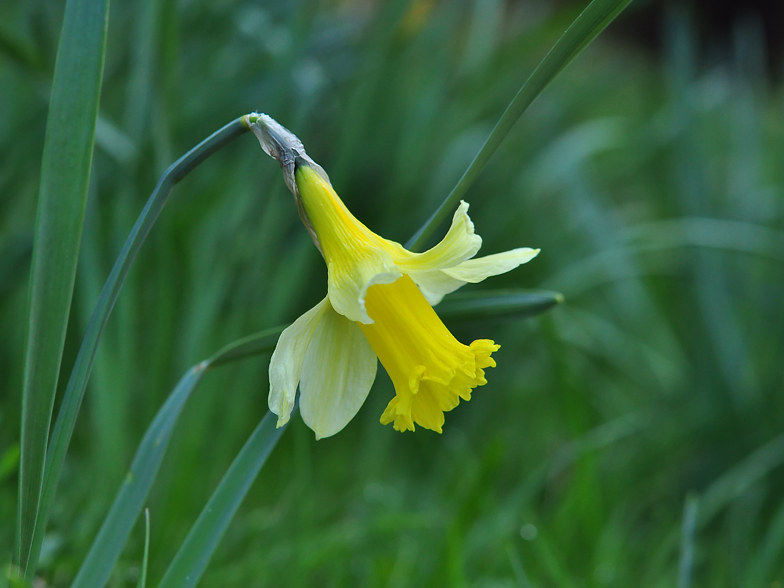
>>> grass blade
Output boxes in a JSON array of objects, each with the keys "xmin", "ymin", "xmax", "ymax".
[
  {"xmin": 157, "ymin": 411, "xmax": 287, "ymax": 588},
  {"xmin": 437, "ymin": 289, "xmax": 563, "ymax": 323},
  {"xmin": 71, "ymin": 365, "xmax": 206, "ymax": 588},
  {"xmin": 406, "ymin": 0, "xmax": 635, "ymax": 251},
  {"xmin": 137, "ymin": 509, "xmax": 151, "ymax": 588},
  {"xmin": 69, "ymin": 326, "xmax": 282, "ymax": 588},
  {"xmin": 678, "ymin": 493, "xmax": 699, "ymax": 588},
  {"xmin": 699, "ymin": 432, "xmax": 784, "ymax": 526},
  {"xmin": 506, "ymin": 544, "xmax": 533, "ymax": 588},
  {"xmin": 17, "ymin": 0, "xmax": 110, "ymax": 572},
  {"xmin": 27, "ymin": 117, "xmax": 252, "ymax": 575}
]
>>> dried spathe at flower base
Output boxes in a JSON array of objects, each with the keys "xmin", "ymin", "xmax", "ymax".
[{"xmin": 251, "ymin": 113, "xmax": 539, "ymax": 439}]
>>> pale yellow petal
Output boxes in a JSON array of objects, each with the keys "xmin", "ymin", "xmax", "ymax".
[
  {"xmin": 387, "ymin": 201, "xmax": 482, "ymax": 271},
  {"xmin": 268, "ymin": 297, "xmax": 330, "ymax": 427},
  {"xmin": 327, "ymin": 247, "xmax": 401, "ymax": 324},
  {"xmin": 300, "ymin": 305, "xmax": 378, "ymax": 439},
  {"xmin": 443, "ymin": 247, "xmax": 540, "ymax": 282},
  {"xmin": 407, "ymin": 270, "xmax": 465, "ymax": 305},
  {"xmin": 410, "ymin": 248, "xmax": 541, "ymax": 305}
]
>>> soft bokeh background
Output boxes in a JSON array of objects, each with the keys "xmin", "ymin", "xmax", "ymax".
[{"xmin": 2, "ymin": 0, "xmax": 784, "ymax": 585}]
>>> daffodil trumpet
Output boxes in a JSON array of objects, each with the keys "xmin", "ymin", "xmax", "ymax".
[{"xmin": 251, "ymin": 113, "xmax": 539, "ymax": 439}]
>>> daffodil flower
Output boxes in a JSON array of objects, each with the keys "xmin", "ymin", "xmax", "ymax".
[{"xmin": 251, "ymin": 114, "xmax": 539, "ymax": 439}]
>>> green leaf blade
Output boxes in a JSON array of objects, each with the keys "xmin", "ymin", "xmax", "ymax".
[
  {"xmin": 17, "ymin": 0, "xmax": 110, "ymax": 572},
  {"xmin": 27, "ymin": 118, "xmax": 249, "ymax": 576},
  {"xmin": 70, "ymin": 365, "xmax": 206, "ymax": 588},
  {"xmin": 437, "ymin": 289, "xmax": 563, "ymax": 323},
  {"xmin": 137, "ymin": 509, "xmax": 151, "ymax": 588},
  {"xmin": 157, "ymin": 411, "xmax": 287, "ymax": 588},
  {"xmin": 207, "ymin": 325, "xmax": 286, "ymax": 367},
  {"xmin": 67, "ymin": 325, "xmax": 282, "ymax": 588}
]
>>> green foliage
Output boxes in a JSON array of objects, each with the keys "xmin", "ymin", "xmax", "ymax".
[
  {"xmin": 69, "ymin": 365, "xmax": 203, "ymax": 588},
  {"xmin": 71, "ymin": 326, "xmax": 283, "ymax": 587},
  {"xmin": 2, "ymin": 0, "xmax": 784, "ymax": 587},
  {"xmin": 15, "ymin": 0, "xmax": 109, "ymax": 575},
  {"xmin": 32, "ymin": 117, "xmax": 249, "ymax": 578},
  {"xmin": 157, "ymin": 411, "xmax": 285, "ymax": 588},
  {"xmin": 437, "ymin": 289, "xmax": 563, "ymax": 323}
]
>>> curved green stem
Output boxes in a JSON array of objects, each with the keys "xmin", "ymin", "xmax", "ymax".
[{"xmin": 26, "ymin": 116, "xmax": 251, "ymax": 578}]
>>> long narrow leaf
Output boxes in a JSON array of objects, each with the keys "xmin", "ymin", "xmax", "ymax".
[
  {"xmin": 406, "ymin": 0, "xmax": 635, "ymax": 251},
  {"xmin": 17, "ymin": 0, "xmax": 110, "ymax": 572},
  {"xmin": 28, "ymin": 117, "xmax": 252, "ymax": 575},
  {"xmin": 677, "ymin": 493, "xmax": 699, "ymax": 588},
  {"xmin": 137, "ymin": 509, "xmax": 151, "ymax": 588},
  {"xmin": 157, "ymin": 411, "xmax": 286, "ymax": 588},
  {"xmin": 699, "ymin": 432, "xmax": 784, "ymax": 526},
  {"xmin": 69, "ymin": 326, "xmax": 282, "ymax": 588},
  {"xmin": 437, "ymin": 289, "xmax": 563, "ymax": 323},
  {"xmin": 70, "ymin": 366, "xmax": 206, "ymax": 588}
]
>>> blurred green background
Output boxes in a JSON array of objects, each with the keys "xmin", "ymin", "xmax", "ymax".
[{"xmin": 2, "ymin": 0, "xmax": 784, "ymax": 585}]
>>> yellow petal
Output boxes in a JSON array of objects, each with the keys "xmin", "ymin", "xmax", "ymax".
[
  {"xmin": 326, "ymin": 249, "xmax": 401, "ymax": 324},
  {"xmin": 296, "ymin": 164, "xmax": 402, "ymax": 323},
  {"xmin": 404, "ymin": 270, "xmax": 465, "ymax": 306},
  {"xmin": 268, "ymin": 297, "xmax": 330, "ymax": 427},
  {"xmin": 389, "ymin": 200, "xmax": 482, "ymax": 272},
  {"xmin": 358, "ymin": 274, "xmax": 499, "ymax": 433},
  {"xmin": 300, "ymin": 305, "xmax": 378, "ymax": 439},
  {"xmin": 444, "ymin": 247, "xmax": 540, "ymax": 282}
]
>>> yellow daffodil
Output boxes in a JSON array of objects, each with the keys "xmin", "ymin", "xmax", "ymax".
[{"xmin": 251, "ymin": 114, "xmax": 539, "ymax": 438}]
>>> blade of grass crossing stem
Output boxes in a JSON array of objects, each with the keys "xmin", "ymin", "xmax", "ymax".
[
  {"xmin": 70, "ymin": 325, "xmax": 282, "ymax": 588},
  {"xmin": 17, "ymin": 0, "xmax": 109, "ymax": 572},
  {"xmin": 406, "ymin": 0, "xmax": 635, "ymax": 251},
  {"xmin": 137, "ymin": 509, "xmax": 150, "ymax": 588},
  {"xmin": 157, "ymin": 411, "xmax": 287, "ymax": 588},
  {"xmin": 27, "ymin": 117, "xmax": 253, "ymax": 575}
]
